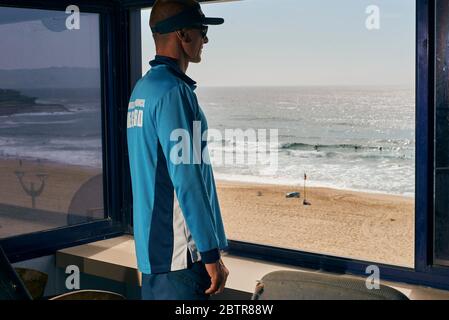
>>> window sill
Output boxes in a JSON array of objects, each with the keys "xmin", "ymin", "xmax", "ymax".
[{"xmin": 56, "ymin": 235, "xmax": 449, "ymax": 299}]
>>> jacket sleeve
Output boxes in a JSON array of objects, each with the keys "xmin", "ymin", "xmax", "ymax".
[{"xmin": 153, "ymin": 84, "xmax": 221, "ymax": 264}]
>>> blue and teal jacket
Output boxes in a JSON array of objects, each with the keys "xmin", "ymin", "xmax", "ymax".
[{"xmin": 127, "ymin": 55, "xmax": 228, "ymax": 274}]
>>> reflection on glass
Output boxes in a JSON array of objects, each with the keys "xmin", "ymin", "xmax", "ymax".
[{"xmin": 0, "ymin": 7, "xmax": 104, "ymax": 239}]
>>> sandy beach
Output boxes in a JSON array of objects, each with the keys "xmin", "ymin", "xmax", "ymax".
[
  {"xmin": 0, "ymin": 158, "xmax": 414, "ymax": 267},
  {"xmin": 216, "ymin": 180, "xmax": 414, "ymax": 268}
]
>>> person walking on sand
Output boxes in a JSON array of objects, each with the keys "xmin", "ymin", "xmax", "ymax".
[{"xmin": 127, "ymin": 0, "xmax": 229, "ymax": 300}]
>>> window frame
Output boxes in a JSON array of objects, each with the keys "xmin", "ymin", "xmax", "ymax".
[
  {"xmin": 0, "ymin": 0, "xmax": 128, "ymax": 262},
  {"xmin": 124, "ymin": 0, "xmax": 449, "ymax": 290},
  {"xmin": 432, "ymin": 0, "xmax": 449, "ymax": 268},
  {"xmin": 3, "ymin": 0, "xmax": 449, "ymax": 292}
]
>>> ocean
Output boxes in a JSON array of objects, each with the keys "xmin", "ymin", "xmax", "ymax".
[
  {"xmin": 196, "ymin": 86, "xmax": 415, "ymax": 197},
  {"xmin": 0, "ymin": 88, "xmax": 103, "ymax": 168},
  {"xmin": 0, "ymin": 86, "xmax": 415, "ymax": 197}
]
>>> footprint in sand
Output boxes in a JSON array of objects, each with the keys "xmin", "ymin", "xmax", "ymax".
[{"xmin": 332, "ymin": 194, "xmax": 353, "ymax": 201}]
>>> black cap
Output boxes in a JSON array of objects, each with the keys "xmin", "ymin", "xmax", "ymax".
[{"xmin": 151, "ymin": 3, "xmax": 224, "ymax": 34}]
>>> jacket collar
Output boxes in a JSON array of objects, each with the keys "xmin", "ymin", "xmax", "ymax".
[{"xmin": 149, "ymin": 55, "xmax": 197, "ymax": 90}]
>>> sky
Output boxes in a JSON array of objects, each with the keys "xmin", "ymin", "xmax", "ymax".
[
  {"xmin": 0, "ymin": 7, "xmax": 100, "ymax": 70},
  {"xmin": 0, "ymin": 1, "xmax": 415, "ymax": 86},
  {"xmin": 141, "ymin": 0, "xmax": 416, "ymax": 87}
]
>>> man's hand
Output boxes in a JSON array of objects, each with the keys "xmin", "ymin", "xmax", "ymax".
[{"xmin": 204, "ymin": 258, "xmax": 229, "ymax": 295}]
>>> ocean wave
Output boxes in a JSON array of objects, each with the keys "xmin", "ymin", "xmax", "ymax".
[
  {"xmin": 0, "ymin": 145, "xmax": 101, "ymax": 168},
  {"xmin": 4, "ymin": 111, "xmax": 73, "ymax": 117},
  {"xmin": 280, "ymin": 142, "xmax": 380, "ymax": 151},
  {"xmin": 279, "ymin": 140, "xmax": 415, "ymax": 152},
  {"xmin": 0, "ymin": 119, "xmax": 77, "ymax": 127}
]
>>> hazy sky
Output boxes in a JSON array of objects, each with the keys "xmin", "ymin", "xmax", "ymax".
[
  {"xmin": 142, "ymin": 0, "xmax": 415, "ymax": 87},
  {"xmin": 0, "ymin": 7, "xmax": 100, "ymax": 70}
]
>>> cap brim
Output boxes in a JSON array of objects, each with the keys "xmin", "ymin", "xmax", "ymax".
[{"xmin": 203, "ymin": 17, "xmax": 224, "ymax": 25}]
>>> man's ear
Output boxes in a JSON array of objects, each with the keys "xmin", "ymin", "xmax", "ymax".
[{"xmin": 176, "ymin": 29, "xmax": 191, "ymax": 43}]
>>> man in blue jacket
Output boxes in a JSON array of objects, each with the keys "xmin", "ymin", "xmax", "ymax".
[{"xmin": 127, "ymin": 0, "xmax": 229, "ymax": 300}]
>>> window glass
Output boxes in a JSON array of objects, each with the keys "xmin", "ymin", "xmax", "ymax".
[
  {"xmin": 141, "ymin": 0, "xmax": 415, "ymax": 267},
  {"xmin": 0, "ymin": 7, "xmax": 104, "ymax": 239}
]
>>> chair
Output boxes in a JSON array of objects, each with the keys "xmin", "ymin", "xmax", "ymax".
[
  {"xmin": 14, "ymin": 267, "xmax": 48, "ymax": 300},
  {"xmin": 251, "ymin": 270, "xmax": 409, "ymax": 300},
  {"xmin": 49, "ymin": 290, "xmax": 125, "ymax": 300},
  {"xmin": 0, "ymin": 246, "xmax": 32, "ymax": 300}
]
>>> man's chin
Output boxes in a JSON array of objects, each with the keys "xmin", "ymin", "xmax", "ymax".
[{"xmin": 190, "ymin": 55, "xmax": 202, "ymax": 63}]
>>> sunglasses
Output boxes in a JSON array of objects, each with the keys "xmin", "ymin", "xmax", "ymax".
[{"xmin": 191, "ymin": 25, "xmax": 208, "ymax": 38}]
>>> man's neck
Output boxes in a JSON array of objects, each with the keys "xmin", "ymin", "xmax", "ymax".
[
  {"xmin": 177, "ymin": 55, "xmax": 189, "ymax": 73},
  {"xmin": 155, "ymin": 50, "xmax": 189, "ymax": 73}
]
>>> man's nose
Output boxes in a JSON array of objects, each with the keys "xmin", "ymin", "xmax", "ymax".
[{"xmin": 203, "ymin": 36, "xmax": 209, "ymax": 44}]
